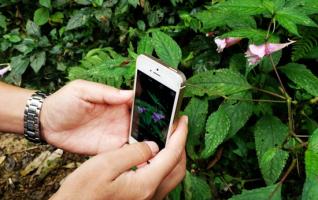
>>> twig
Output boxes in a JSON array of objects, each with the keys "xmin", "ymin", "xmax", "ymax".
[
  {"xmin": 268, "ymin": 159, "xmax": 297, "ymax": 200},
  {"xmin": 223, "ymin": 96, "xmax": 286, "ymax": 103},
  {"xmin": 253, "ymin": 87, "xmax": 286, "ymax": 100},
  {"xmin": 207, "ymin": 147, "xmax": 223, "ymax": 169},
  {"xmin": 269, "ymin": 54, "xmax": 288, "ymax": 97}
]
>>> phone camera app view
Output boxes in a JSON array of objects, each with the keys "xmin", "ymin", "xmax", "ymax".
[{"xmin": 131, "ymin": 70, "xmax": 176, "ymax": 149}]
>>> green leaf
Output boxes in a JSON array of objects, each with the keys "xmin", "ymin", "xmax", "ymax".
[
  {"xmin": 200, "ymin": 108, "xmax": 231, "ymax": 159},
  {"xmin": 219, "ymin": 92, "xmax": 254, "ymax": 138},
  {"xmin": 184, "ymin": 171, "xmax": 212, "ymax": 200},
  {"xmin": 280, "ymin": 63, "xmax": 318, "ymax": 97},
  {"xmin": 151, "ymin": 30, "xmax": 182, "ymax": 68},
  {"xmin": 184, "ymin": 97, "xmax": 209, "ymax": 160},
  {"xmin": 4, "ymin": 34, "xmax": 21, "ymax": 43},
  {"xmin": 137, "ymin": 35, "xmax": 153, "ymax": 55},
  {"xmin": 195, "ymin": 9, "xmax": 256, "ymax": 31},
  {"xmin": 170, "ymin": 0, "xmax": 183, "ymax": 6},
  {"xmin": 5, "ymin": 55, "xmax": 30, "ymax": 85},
  {"xmin": 34, "ymin": 8, "xmax": 49, "ymax": 26},
  {"xmin": 262, "ymin": 0, "xmax": 285, "ymax": 13},
  {"xmin": 39, "ymin": 0, "xmax": 51, "ymax": 8},
  {"xmin": 128, "ymin": 0, "xmax": 139, "ymax": 7},
  {"xmin": 302, "ymin": 129, "xmax": 318, "ymax": 200},
  {"xmin": 221, "ymin": 28, "xmax": 268, "ymax": 44},
  {"xmin": 229, "ymin": 184, "xmax": 281, "ymax": 200},
  {"xmin": 185, "ymin": 69, "xmax": 251, "ymax": 97},
  {"xmin": 276, "ymin": 8, "xmax": 318, "ymax": 36},
  {"xmin": 30, "ymin": 51, "xmax": 46, "ymax": 73},
  {"xmin": 26, "ymin": 20, "xmax": 41, "ymax": 37},
  {"xmin": 66, "ymin": 11, "xmax": 90, "ymax": 31},
  {"xmin": 0, "ymin": 14, "xmax": 7, "ymax": 31},
  {"xmin": 215, "ymin": 0, "xmax": 266, "ymax": 15},
  {"xmin": 254, "ymin": 116, "xmax": 289, "ymax": 185},
  {"xmin": 92, "ymin": 0, "xmax": 104, "ymax": 6},
  {"xmin": 50, "ymin": 12, "xmax": 64, "ymax": 23}
]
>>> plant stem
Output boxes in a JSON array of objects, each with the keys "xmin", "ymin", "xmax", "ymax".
[
  {"xmin": 253, "ymin": 87, "xmax": 286, "ymax": 99},
  {"xmin": 268, "ymin": 159, "xmax": 297, "ymax": 200},
  {"xmin": 269, "ymin": 55, "xmax": 288, "ymax": 97},
  {"xmin": 223, "ymin": 96, "xmax": 286, "ymax": 103}
]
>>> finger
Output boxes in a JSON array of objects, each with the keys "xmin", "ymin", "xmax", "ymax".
[
  {"xmin": 153, "ymin": 150, "xmax": 186, "ymax": 200},
  {"xmin": 107, "ymin": 141, "xmax": 159, "ymax": 180},
  {"xmin": 70, "ymin": 80, "xmax": 133, "ymax": 105},
  {"xmin": 136, "ymin": 116, "xmax": 188, "ymax": 185}
]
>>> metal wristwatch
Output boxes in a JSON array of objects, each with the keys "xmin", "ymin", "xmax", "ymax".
[{"xmin": 24, "ymin": 91, "xmax": 47, "ymax": 143}]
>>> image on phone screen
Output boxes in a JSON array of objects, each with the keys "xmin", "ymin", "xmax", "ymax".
[{"xmin": 131, "ymin": 70, "xmax": 176, "ymax": 149}]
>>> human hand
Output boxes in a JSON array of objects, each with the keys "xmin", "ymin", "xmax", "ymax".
[
  {"xmin": 51, "ymin": 116, "xmax": 188, "ymax": 200},
  {"xmin": 40, "ymin": 80, "xmax": 133, "ymax": 155}
]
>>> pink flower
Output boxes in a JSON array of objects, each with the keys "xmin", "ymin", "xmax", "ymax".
[
  {"xmin": 245, "ymin": 40, "xmax": 296, "ymax": 65},
  {"xmin": 0, "ymin": 65, "xmax": 11, "ymax": 77},
  {"xmin": 214, "ymin": 37, "xmax": 241, "ymax": 53}
]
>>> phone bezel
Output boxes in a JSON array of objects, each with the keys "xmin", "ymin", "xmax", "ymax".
[{"xmin": 129, "ymin": 54, "xmax": 185, "ymax": 146}]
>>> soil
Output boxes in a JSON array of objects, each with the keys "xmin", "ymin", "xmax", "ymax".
[{"xmin": 0, "ymin": 133, "xmax": 87, "ymax": 199}]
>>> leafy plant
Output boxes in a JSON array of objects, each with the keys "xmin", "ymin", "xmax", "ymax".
[{"xmin": 1, "ymin": 0, "xmax": 318, "ymax": 199}]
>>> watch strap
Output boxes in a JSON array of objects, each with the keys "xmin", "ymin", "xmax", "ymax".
[{"xmin": 24, "ymin": 91, "xmax": 47, "ymax": 143}]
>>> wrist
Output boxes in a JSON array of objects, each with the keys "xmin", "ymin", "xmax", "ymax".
[{"xmin": 0, "ymin": 82, "xmax": 35, "ymax": 134}]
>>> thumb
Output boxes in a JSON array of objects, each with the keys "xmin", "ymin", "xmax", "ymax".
[{"xmin": 69, "ymin": 80, "xmax": 133, "ymax": 105}]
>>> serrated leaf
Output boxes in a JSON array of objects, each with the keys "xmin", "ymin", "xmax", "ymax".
[
  {"xmin": 220, "ymin": 92, "xmax": 254, "ymax": 138},
  {"xmin": 66, "ymin": 11, "xmax": 90, "ymax": 31},
  {"xmin": 34, "ymin": 8, "xmax": 49, "ymax": 26},
  {"xmin": 184, "ymin": 97, "xmax": 209, "ymax": 160},
  {"xmin": 229, "ymin": 184, "xmax": 281, "ymax": 200},
  {"xmin": 137, "ymin": 35, "xmax": 153, "ymax": 55},
  {"xmin": 254, "ymin": 116, "xmax": 289, "ymax": 185},
  {"xmin": 276, "ymin": 8, "xmax": 317, "ymax": 36},
  {"xmin": 30, "ymin": 51, "xmax": 46, "ymax": 73},
  {"xmin": 152, "ymin": 30, "xmax": 182, "ymax": 68},
  {"xmin": 5, "ymin": 55, "xmax": 30, "ymax": 85},
  {"xmin": 302, "ymin": 129, "xmax": 318, "ymax": 200},
  {"xmin": 40, "ymin": 0, "xmax": 51, "ymax": 8},
  {"xmin": 280, "ymin": 63, "xmax": 318, "ymax": 97},
  {"xmin": 185, "ymin": 69, "xmax": 251, "ymax": 97},
  {"xmin": 200, "ymin": 109, "xmax": 230, "ymax": 159},
  {"xmin": 26, "ymin": 20, "xmax": 41, "ymax": 37},
  {"xmin": 195, "ymin": 9, "xmax": 256, "ymax": 31},
  {"xmin": 215, "ymin": 0, "xmax": 267, "ymax": 15},
  {"xmin": 184, "ymin": 171, "xmax": 212, "ymax": 200}
]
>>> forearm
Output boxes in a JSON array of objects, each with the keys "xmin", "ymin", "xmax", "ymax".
[{"xmin": 0, "ymin": 81, "xmax": 35, "ymax": 134}]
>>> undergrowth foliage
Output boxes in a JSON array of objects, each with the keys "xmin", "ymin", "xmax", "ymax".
[{"xmin": 1, "ymin": 0, "xmax": 318, "ymax": 199}]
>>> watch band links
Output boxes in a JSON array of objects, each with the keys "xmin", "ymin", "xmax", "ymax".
[{"xmin": 24, "ymin": 91, "xmax": 47, "ymax": 144}]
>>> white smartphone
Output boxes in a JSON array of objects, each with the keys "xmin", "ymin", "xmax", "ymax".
[{"xmin": 129, "ymin": 54, "xmax": 186, "ymax": 149}]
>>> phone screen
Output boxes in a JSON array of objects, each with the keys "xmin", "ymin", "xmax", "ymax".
[{"xmin": 131, "ymin": 70, "xmax": 176, "ymax": 149}]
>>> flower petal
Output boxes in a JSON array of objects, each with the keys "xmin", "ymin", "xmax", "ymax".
[
  {"xmin": 214, "ymin": 37, "xmax": 227, "ymax": 53},
  {"xmin": 0, "ymin": 66, "xmax": 11, "ymax": 77},
  {"xmin": 248, "ymin": 44, "xmax": 266, "ymax": 58},
  {"xmin": 265, "ymin": 40, "xmax": 296, "ymax": 55}
]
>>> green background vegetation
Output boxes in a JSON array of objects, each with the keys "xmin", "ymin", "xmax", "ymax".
[{"xmin": 1, "ymin": 0, "xmax": 318, "ymax": 199}]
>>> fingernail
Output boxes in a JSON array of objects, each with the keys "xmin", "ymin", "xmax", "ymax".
[
  {"xmin": 145, "ymin": 141, "xmax": 159, "ymax": 156},
  {"xmin": 119, "ymin": 90, "xmax": 133, "ymax": 97},
  {"xmin": 184, "ymin": 116, "xmax": 188, "ymax": 124}
]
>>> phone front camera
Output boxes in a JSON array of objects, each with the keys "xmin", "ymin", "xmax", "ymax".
[{"xmin": 156, "ymin": 68, "xmax": 159, "ymax": 71}]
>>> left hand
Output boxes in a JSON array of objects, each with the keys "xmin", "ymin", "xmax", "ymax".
[{"xmin": 40, "ymin": 80, "xmax": 133, "ymax": 155}]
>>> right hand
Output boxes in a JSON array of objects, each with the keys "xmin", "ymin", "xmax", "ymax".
[{"xmin": 51, "ymin": 116, "xmax": 188, "ymax": 200}]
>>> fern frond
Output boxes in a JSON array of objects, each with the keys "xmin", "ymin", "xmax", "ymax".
[{"xmin": 291, "ymin": 28, "xmax": 318, "ymax": 61}]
